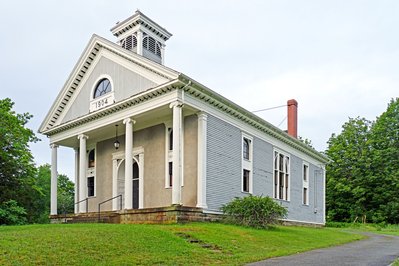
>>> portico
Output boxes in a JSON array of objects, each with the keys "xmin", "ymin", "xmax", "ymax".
[{"xmin": 47, "ymin": 89, "xmax": 204, "ymax": 216}]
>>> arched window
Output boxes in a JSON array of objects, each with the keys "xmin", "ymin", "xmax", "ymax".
[
  {"xmin": 243, "ymin": 138, "xmax": 250, "ymax": 160},
  {"xmin": 93, "ymin": 78, "xmax": 112, "ymax": 98},
  {"xmin": 143, "ymin": 36, "xmax": 162, "ymax": 57},
  {"xmin": 88, "ymin": 149, "xmax": 95, "ymax": 168},
  {"xmin": 169, "ymin": 129, "xmax": 173, "ymax": 150}
]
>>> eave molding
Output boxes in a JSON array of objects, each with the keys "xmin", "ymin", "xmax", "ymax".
[
  {"xmin": 39, "ymin": 34, "xmax": 179, "ymax": 134},
  {"xmin": 41, "ymin": 79, "xmax": 180, "ymax": 136},
  {"xmin": 177, "ymin": 75, "xmax": 329, "ymax": 164}
]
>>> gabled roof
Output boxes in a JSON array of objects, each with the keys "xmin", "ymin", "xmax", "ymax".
[
  {"xmin": 40, "ymin": 33, "xmax": 328, "ymax": 164},
  {"xmin": 111, "ymin": 10, "xmax": 172, "ymax": 40},
  {"xmin": 39, "ymin": 34, "xmax": 179, "ymax": 133}
]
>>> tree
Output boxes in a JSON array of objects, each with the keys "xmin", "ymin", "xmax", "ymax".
[
  {"xmin": 30, "ymin": 164, "xmax": 75, "ymax": 223},
  {"xmin": 368, "ymin": 98, "xmax": 399, "ymax": 223},
  {"xmin": 0, "ymin": 200, "xmax": 27, "ymax": 225},
  {"xmin": 0, "ymin": 98, "xmax": 39, "ymax": 223},
  {"xmin": 326, "ymin": 117, "xmax": 372, "ymax": 222},
  {"xmin": 326, "ymin": 98, "xmax": 399, "ymax": 224},
  {"xmin": 57, "ymin": 174, "xmax": 75, "ymax": 215}
]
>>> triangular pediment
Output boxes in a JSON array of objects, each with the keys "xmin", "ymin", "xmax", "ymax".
[{"xmin": 39, "ymin": 34, "xmax": 179, "ymax": 134}]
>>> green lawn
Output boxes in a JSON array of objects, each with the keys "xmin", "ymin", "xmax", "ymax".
[{"xmin": 0, "ymin": 223, "xmax": 363, "ymax": 265}]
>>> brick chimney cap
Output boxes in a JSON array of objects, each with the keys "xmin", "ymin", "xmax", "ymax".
[{"xmin": 287, "ymin": 99, "xmax": 298, "ymax": 106}]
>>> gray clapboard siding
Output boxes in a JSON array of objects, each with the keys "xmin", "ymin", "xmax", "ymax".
[
  {"xmin": 206, "ymin": 115, "xmax": 243, "ymax": 212},
  {"xmin": 252, "ymin": 137, "xmax": 274, "ymax": 196},
  {"xmin": 206, "ymin": 114, "xmax": 325, "ymax": 224}
]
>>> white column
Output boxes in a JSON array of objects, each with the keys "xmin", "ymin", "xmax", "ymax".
[
  {"xmin": 78, "ymin": 134, "xmax": 88, "ymax": 213},
  {"xmin": 50, "ymin": 144, "xmax": 58, "ymax": 215},
  {"xmin": 74, "ymin": 148, "xmax": 79, "ymax": 214},
  {"xmin": 123, "ymin": 118, "xmax": 135, "ymax": 209},
  {"xmin": 170, "ymin": 101, "xmax": 183, "ymax": 205},
  {"xmin": 112, "ymin": 159, "xmax": 118, "ymax": 211},
  {"xmin": 137, "ymin": 31, "xmax": 143, "ymax": 56},
  {"xmin": 196, "ymin": 112, "xmax": 208, "ymax": 209}
]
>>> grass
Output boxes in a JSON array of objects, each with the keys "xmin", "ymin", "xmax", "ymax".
[
  {"xmin": 327, "ymin": 222, "xmax": 399, "ymax": 236},
  {"xmin": 0, "ymin": 222, "xmax": 363, "ymax": 265}
]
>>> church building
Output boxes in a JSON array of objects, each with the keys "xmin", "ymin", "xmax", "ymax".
[{"xmin": 39, "ymin": 10, "xmax": 328, "ymax": 225}]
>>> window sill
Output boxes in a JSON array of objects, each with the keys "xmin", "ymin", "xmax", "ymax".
[{"xmin": 274, "ymin": 198, "xmax": 290, "ymax": 203}]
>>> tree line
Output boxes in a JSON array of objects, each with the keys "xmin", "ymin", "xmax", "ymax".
[
  {"xmin": 326, "ymin": 98, "xmax": 399, "ymax": 224},
  {"xmin": 0, "ymin": 98, "xmax": 73, "ymax": 224}
]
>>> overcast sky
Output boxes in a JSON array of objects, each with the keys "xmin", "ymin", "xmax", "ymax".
[{"xmin": 1, "ymin": 1, "xmax": 398, "ymax": 179}]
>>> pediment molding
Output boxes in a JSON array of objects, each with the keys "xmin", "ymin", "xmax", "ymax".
[{"xmin": 39, "ymin": 34, "xmax": 179, "ymax": 133}]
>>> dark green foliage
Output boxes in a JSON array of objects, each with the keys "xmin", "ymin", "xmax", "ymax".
[
  {"xmin": 57, "ymin": 173, "xmax": 75, "ymax": 215},
  {"xmin": 0, "ymin": 98, "xmax": 39, "ymax": 223},
  {"xmin": 221, "ymin": 195, "xmax": 287, "ymax": 228},
  {"xmin": 0, "ymin": 200, "xmax": 27, "ymax": 225},
  {"xmin": 30, "ymin": 164, "xmax": 75, "ymax": 223},
  {"xmin": 0, "ymin": 98, "xmax": 74, "ymax": 224},
  {"xmin": 326, "ymin": 98, "xmax": 399, "ymax": 224}
]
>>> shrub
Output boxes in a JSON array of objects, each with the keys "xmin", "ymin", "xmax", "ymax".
[
  {"xmin": 0, "ymin": 200, "xmax": 27, "ymax": 225},
  {"xmin": 221, "ymin": 195, "xmax": 287, "ymax": 229}
]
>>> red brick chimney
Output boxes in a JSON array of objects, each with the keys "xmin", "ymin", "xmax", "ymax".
[{"xmin": 287, "ymin": 99, "xmax": 298, "ymax": 138}]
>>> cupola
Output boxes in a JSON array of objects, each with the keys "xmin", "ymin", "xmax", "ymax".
[{"xmin": 110, "ymin": 10, "xmax": 172, "ymax": 65}]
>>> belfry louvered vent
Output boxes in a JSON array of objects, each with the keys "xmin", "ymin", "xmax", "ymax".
[
  {"xmin": 143, "ymin": 36, "xmax": 161, "ymax": 57},
  {"xmin": 121, "ymin": 35, "xmax": 137, "ymax": 51}
]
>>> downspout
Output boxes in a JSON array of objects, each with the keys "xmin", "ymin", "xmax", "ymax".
[{"xmin": 180, "ymin": 80, "xmax": 192, "ymax": 104}]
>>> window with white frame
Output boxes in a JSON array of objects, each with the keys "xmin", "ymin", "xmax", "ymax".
[
  {"xmin": 273, "ymin": 150, "xmax": 290, "ymax": 201},
  {"xmin": 87, "ymin": 148, "xmax": 96, "ymax": 197},
  {"xmin": 303, "ymin": 162, "xmax": 309, "ymax": 205},
  {"xmin": 242, "ymin": 134, "xmax": 253, "ymax": 193},
  {"xmin": 165, "ymin": 127, "xmax": 173, "ymax": 188}
]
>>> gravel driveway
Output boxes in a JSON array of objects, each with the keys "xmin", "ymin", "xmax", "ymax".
[{"xmin": 248, "ymin": 232, "xmax": 399, "ymax": 266}]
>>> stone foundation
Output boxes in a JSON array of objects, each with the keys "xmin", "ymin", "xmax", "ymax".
[{"xmin": 50, "ymin": 206, "xmax": 221, "ymax": 224}]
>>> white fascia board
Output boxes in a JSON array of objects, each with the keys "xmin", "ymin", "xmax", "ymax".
[
  {"xmin": 179, "ymin": 74, "xmax": 328, "ymax": 164},
  {"xmin": 116, "ymin": 25, "xmax": 141, "ymax": 40},
  {"xmin": 183, "ymin": 92, "xmax": 326, "ymax": 167},
  {"xmin": 43, "ymin": 79, "xmax": 180, "ymax": 136},
  {"xmin": 49, "ymin": 90, "xmax": 179, "ymax": 144},
  {"xmin": 111, "ymin": 11, "xmax": 172, "ymax": 39},
  {"xmin": 39, "ymin": 34, "xmax": 100, "ymax": 133},
  {"xmin": 57, "ymin": 49, "xmax": 172, "ymax": 126},
  {"xmin": 40, "ymin": 34, "xmax": 180, "ymax": 133}
]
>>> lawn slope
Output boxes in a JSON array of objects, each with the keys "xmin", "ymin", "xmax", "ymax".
[{"xmin": 0, "ymin": 223, "xmax": 363, "ymax": 265}]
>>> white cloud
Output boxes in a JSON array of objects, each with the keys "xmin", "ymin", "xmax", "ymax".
[{"xmin": 227, "ymin": 64, "xmax": 399, "ymax": 151}]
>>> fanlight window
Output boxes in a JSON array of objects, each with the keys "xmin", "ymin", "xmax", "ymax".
[
  {"xmin": 143, "ymin": 36, "xmax": 162, "ymax": 57},
  {"xmin": 93, "ymin": 79, "xmax": 112, "ymax": 98}
]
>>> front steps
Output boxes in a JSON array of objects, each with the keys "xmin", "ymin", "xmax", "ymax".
[{"xmin": 50, "ymin": 206, "xmax": 220, "ymax": 224}]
